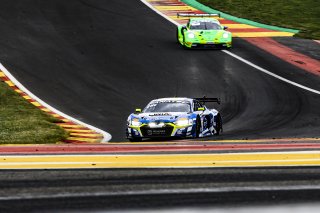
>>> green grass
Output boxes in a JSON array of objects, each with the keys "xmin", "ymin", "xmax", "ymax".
[
  {"xmin": 197, "ymin": 0, "xmax": 320, "ymax": 39},
  {"xmin": 0, "ymin": 81, "xmax": 68, "ymax": 144}
]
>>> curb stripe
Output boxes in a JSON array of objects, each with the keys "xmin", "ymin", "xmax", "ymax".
[
  {"xmin": 244, "ymin": 37, "xmax": 320, "ymax": 76},
  {"xmin": 0, "ymin": 63, "xmax": 111, "ymax": 144},
  {"xmin": 141, "ymin": 0, "xmax": 320, "ymax": 95},
  {"xmin": 147, "ymin": 0, "xmax": 296, "ymax": 37},
  {"xmin": 222, "ymin": 50, "xmax": 320, "ymax": 95},
  {"xmin": 232, "ymin": 32, "xmax": 294, "ymax": 37},
  {"xmin": 1, "ymin": 142, "xmax": 320, "ymax": 155},
  {"xmin": 1, "ymin": 151, "xmax": 320, "ymax": 169},
  {"xmin": 181, "ymin": 0, "xmax": 299, "ymax": 34}
]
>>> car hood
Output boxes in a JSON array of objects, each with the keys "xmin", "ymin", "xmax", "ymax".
[
  {"xmin": 135, "ymin": 112, "xmax": 189, "ymax": 123},
  {"xmin": 190, "ymin": 30, "xmax": 227, "ymax": 40}
]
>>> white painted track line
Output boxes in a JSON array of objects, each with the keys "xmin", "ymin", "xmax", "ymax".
[
  {"xmin": 140, "ymin": 0, "xmax": 320, "ymax": 95},
  {"xmin": 1, "ymin": 184, "xmax": 320, "ymax": 200},
  {"xmin": 0, "ymin": 63, "xmax": 112, "ymax": 142},
  {"xmin": 222, "ymin": 50, "xmax": 320, "ymax": 95}
]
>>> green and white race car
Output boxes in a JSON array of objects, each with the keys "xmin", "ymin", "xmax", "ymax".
[{"xmin": 177, "ymin": 13, "xmax": 232, "ymax": 49}]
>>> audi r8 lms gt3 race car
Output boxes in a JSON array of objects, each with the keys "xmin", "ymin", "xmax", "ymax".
[
  {"xmin": 126, "ymin": 97, "xmax": 222, "ymax": 142},
  {"xmin": 177, "ymin": 13, "xmax": 232, "ymax": 49}
]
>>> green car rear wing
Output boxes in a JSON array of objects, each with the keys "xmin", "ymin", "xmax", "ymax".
[{"xmin": 177, "ymin": 13, "xmax": 220, "ymax": 18}]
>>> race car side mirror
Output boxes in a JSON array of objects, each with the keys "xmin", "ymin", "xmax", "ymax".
[
  {"xmin": 135, "ymin": 108, "xmax": 142, "ymax": 113},
  {"xmin": 223, "ymin": 26, "xmax": 228, "ymax": 30},
  {"xmin": 197, "ymin": 107, "xmax": 205, "ymax": 111}
]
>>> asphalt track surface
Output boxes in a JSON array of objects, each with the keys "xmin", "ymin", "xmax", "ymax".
[
  {"xmin": 1, "ymin": 168, "xmax": 320, "ymax": 212},
  {"xmin": 0, "ymin": 0, "xmax": 319, "ymax": 141},
  {"xmin": 0, "ymin": 0, "xmax": 320, "ymax": 212}
]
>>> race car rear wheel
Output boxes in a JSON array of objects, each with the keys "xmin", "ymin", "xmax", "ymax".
[{"xmin": 214, "ymin": 114, "xmax": 222, "ymax": 135}]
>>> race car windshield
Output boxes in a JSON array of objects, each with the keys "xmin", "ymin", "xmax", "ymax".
[
  {"xmin": 190, "ymin": 21, "xmax": 221, "ymax": 30},
  {"xmin": 144, "ymin": 102, "xmax": 191, "ymax": 113}
]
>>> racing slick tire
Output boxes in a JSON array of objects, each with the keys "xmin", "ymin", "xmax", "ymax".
[
  {"xmin": 176, "ymin": 28, "xmax": 180, "ymax": 44},
  {"xmin": 182, "ymin": 36, "xmax": 189, "ymax": 49},
  {"xmin": 129, "ymin": 137, "xmax": 142, "ymax": 142},
  {"xmin": 214, "ymin": 113, "xmax": 222, "ymax": 135},
  {"xmin": 195, "ymin": 116, "xmax": 201, "ymax": 138}
]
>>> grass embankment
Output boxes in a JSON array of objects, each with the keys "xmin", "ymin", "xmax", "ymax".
[
  {"xmin": 0, "ymin": 81, "xmax": 68, "ymax": 144},
  {"xmin": 197, "ymin": 0, "xmax": 320, "ymax": 39}
]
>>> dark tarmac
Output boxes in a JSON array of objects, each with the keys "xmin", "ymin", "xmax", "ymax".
[
  {"xmin": 0, "ymin": 0, "xmax": 319, "ymax": 212},
  {"xmin": 1, "ymin": 168, "xmax": 320, "ymax": 212},
  {"xmin": 0, "ymin": 0, "xmax": 319, "ymax": 141}
]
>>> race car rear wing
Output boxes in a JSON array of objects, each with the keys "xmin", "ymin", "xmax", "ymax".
[
  {"xmin": 177, "ymin": 13, "xmax": 220, "ymax": 18},
  {"xmin": 194, "ymin": 97, "xmax": 221, "ymax": 105}
]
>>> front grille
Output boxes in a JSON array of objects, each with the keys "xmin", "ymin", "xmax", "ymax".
[{"xmin": 140, "ymin": 126, "xmax": 173, "ymax": 137}]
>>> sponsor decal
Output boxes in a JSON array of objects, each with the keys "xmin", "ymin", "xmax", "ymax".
[
  {"xmin": 147, "ymin": 129, "xmax": 166, "ymax": 136},
  {"xmin": 149, "ymin": 113, "xmax": 171, "ymax": 116}
]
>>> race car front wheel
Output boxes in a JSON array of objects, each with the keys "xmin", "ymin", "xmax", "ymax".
[
  {"xmin": 176, "ymin": 28, "xmax": 180, "ymax": 44},
  {"xmin": 195, "ymin": 117, "xmax": 201, "ymax": 138},
  {"xmin": 214, "ymin": 114, "xmax": 222, "ymax": 135},
  {"xmin": 129, "ymin": 137, "xmax": 142, "ymax": 142}
]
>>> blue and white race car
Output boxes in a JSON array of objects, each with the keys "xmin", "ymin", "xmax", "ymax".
[{"xmin": 126, "ymin": 97, "xmax": 222, "ymax": 142}]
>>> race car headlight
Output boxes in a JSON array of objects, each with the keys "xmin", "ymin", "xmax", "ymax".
[
  {"xmin": 175, "ymin": 118, "xmax": 193, "ymax": 126},
  {"xmin": 149, "ymin": 122, "xmax": 165, "ymax": 128},
  {"xmin": 223, "ymin": 33, "xmax": 229, "ymax": 38},
  {"xmin": 187, "ymin": 33, "xmax": 195, "ymax": 39},
  {"xmin": 131, "ymin": 118, "xmax": 141, "ymax": 127}
]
